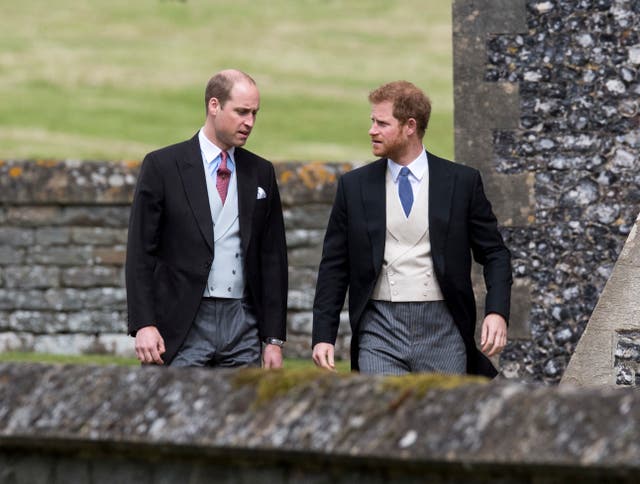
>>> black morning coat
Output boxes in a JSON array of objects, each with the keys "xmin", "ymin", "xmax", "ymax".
[
  {"xmin": 312, "ymin": 152, "xmax": 512, "ymax": 377},
  {"xmin": 126, "ymin": 133, "xmax": 288, "ymax": 364}
]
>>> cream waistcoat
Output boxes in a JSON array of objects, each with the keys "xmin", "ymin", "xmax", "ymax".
[{"xmin": 371, "ymin": 169, "xmax": 444, "ymax": 302}]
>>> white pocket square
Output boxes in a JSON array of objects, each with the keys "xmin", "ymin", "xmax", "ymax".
[{"xmin": 257, "ymin": 187, "xmax": 267, "ymax": 199}]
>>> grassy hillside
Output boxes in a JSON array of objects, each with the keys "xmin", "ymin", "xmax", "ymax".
[{"xmin": 0, "ymin": 0, "xmax": 453, "ymax": 162}]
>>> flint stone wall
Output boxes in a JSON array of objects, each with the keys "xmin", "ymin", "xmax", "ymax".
[
  {"xmin": 0, "ymin": 160, "xmax": 354, "ymax": 361},
  {"xmin": 454, "ymin": 0, "xmax": 640, "ymax": 383},
  {"xmin": 1, "ymin": 363, "xmax": 640, "ymax": 483}
]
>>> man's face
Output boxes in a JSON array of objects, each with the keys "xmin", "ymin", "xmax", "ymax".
[
  {"xmin": 210, "ymin": 81, "xmax": 260, "ymax": 150},
  {"xmin": 368, "ymin": 101, "xmax": 407, "ymax": 159}
]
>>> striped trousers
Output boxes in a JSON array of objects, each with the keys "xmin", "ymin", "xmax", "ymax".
[
  {"xmin": 358, "ymin": 300, "xmax": 466, "ymax": 375},
  {"xmin": 170, "ymin": 298, "xmax": 261, "ymax": 368}
]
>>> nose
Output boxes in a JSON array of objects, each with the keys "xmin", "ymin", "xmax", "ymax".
[
  {"xmin": 368, "ymin": 124, "xmax": 377, "ymax": 136},
  {"xmin": 245, "ymin": 114, "xmax": 256, "ymax": 128}
]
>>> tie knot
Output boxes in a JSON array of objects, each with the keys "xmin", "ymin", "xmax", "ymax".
[
  {"xmin": 218, "ymin": 151, "xmax": 230, "ymax": 176},
  {"xmin": 399, "ymin": 166, "xmax": 411, "ymax": 178}
]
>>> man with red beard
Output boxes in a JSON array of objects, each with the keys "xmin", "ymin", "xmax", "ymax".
[
  {"xmin": 126, "ymin": 69, "xmax": 287, "ymax": 368},
  {"xmin": 312, "ymin": 81, "xmax": 512, "ymax": 377}
]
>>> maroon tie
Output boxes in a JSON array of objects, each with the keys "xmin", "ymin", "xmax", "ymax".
[{"xmin": 216, "ymin": 151, "xmax": 230, "ymax": 204}]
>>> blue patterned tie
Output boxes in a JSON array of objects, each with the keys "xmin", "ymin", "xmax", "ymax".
[{"xmin": 398, "ymin": 167, "xmax": 413, "ymax": 217}]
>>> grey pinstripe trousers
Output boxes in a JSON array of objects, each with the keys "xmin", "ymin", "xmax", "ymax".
[
  {"xmin": 170, "ymin": 298, "xmax": 261, "ymax": 368},
  {"xmin": 358, "ymin": 300, "xmax": 466, "ymax": 375}
]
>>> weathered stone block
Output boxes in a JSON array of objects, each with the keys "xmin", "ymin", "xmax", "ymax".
[
  {"xmin": 92, "ymin": 247, "xmax": 126, "ymax": 266},
  {"xmin": 284, "ymin": 228, "xmax": 325, "ymax": 249},
  {"xmin": 0, "ymin": 289, "xmax": 56, "ymax": 311},
  {"xmin": 59, "ymin": 206, "xmax": 130, "ymax": 228},
  {"xmin": 27, "ymin": 246, "xmax": 93, "ymax": 266},
  {"xmin": 71, "ymin": 227, "xmax": 128, "ymax": 245},
  {"xmin": 287, "ymin": 289, "xmax": 315, "ymax": 311},
  {"xmin": 276, "ymin": 161, "xmax": 348, "ymax": 206},
  {"xmin": 283, "ymin": 205, "xmax": 332, "ymax": 230},
  {"xmin": 0, "ymin": 160, "xmax": 138, "ymax": 204},
  {"xmin": 287, "ymin": 245, "xmax": 323, "ymax": 268},
  {"xmin": 0, "ymin": 247, "xmax": 25, "ymax": 266},
  {"xmin": 83, "ymin": 288, "xmax": 127, "ymax": 310},
  {"xmin": 288, "ymin": 311, "xmax": 313, "ymax": 334},
  {"xmin": 0, "ymin": 331, "xmax": 33, "ymax": 351},
  {"xmin": 91, "ymin": 333, "xmax": 134, "ymax": 356},
  {"xmin": 61, "ymin": 266, "xmax": 122, "ymax": 288},
  {"xmin": 7, "ymin": 311, "xmax": 69, "ymax": 333},
  {"xmin": 35, "ymin": 227, "xmax": 71, "ymax": 245},
  {"xmin": 28, "ymin": 334, "xmax": 102, "ymax": 355},
  {"xmin": 288, "ymin": 266, "xmax": 318, "ymax": 290},
  {"xmin": 66, "ymin": 311, "xmax": 127, "ymax": 333},
  {"xmin": 0, "ymin": 227, "xmax": 34, "ymax": 246},
  {"xmin": 5, "ymin": 206, "xmax": 61, "ymax": 226},
  {"xmin": 3, "ymin": 266, "xmax": 60, "ymax": 289}
]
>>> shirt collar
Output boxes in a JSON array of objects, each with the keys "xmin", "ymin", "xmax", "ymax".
[
  {"xmin": 388, "ymin": 148, "xmax": 428, "ymax": 182},
  {"xmin": 198, "ymin": 128, "xmax": 236, "ymax": 170}
]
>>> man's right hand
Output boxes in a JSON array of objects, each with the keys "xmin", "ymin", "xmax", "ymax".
[
  {"xmin": 135, "ymin": 326, "xmax": 166, "ymax": 365},
  {"xmin": 312, "ymin": 342, "xmax": 336, "ymax": 371}
]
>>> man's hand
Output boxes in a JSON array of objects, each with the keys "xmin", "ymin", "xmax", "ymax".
[
  {"xmin": 262, "ymin": 344, "xmax": 283, "ymax": 369},
  {"xmin": 135, "ymin": 326, "xmax": 166, "ymax": 364},
  {"xmin": 480, "ymin": 313, "xmax": 508, "ymax": 357},
  {"xmin": 312, "ymin": 342, "xmax": 336, "ymax": 371}
]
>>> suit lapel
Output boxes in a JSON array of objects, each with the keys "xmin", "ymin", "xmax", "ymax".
[
  {"xmin": 427, "ymin": 151, "xmax": 454, "ymax": 276},
  {"xmin": 235, "ymin": 148, "xmax": 257, "ymax": 255},
  {"xmin": 176, "ymin": 134, "xmax": 214, "ymax": 252},
  {"xmin": 362, "ymin": 159, "xmax": 387, "ymax": 273}
]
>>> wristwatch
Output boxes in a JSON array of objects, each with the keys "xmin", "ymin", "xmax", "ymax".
[{"xmin": 264, "ymin": 337, "xmax": 285, "ymax": 347}]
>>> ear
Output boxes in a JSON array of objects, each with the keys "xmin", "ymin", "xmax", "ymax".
[
  {"xmin": 405, "ymin": 117, "xmax": 417, "ymax": 136},
  {"xmin": 208, "ymin": 97, "xmax": 220, "ymax": 117}
]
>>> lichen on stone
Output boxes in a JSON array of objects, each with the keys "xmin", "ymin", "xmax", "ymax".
[
  {"xmin": 232, "ymin": 367, "xmax": 350, "ymax": 405},
  {"xmin": 382, "ymin": 373, "xmax": 488, "ymax": 398}
]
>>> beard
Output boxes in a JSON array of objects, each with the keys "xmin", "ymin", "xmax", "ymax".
[{"xmin": 371, "ymin": 132, "xmax": 406, "ymax": 159}]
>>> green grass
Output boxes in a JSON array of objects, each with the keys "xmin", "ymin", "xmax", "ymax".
[
  {"xmin": 0, "ymin": 0, "xmax": 453, "ymax": 162},
  {"xmin": 0, "ymin": 351, "xmax": 139, "ymax": 366},
  {"xmin": 0, "ymin": 351, "xmax": 351, "ymax": 372}
]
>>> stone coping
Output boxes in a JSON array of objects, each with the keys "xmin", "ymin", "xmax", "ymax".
[
  {"xmin": 1, "ymin": 363, "xmax": 639, "ymax": 471},
  {"xmin": 0, "ymin": 160, "xmax": 352, "ymax": 205}
]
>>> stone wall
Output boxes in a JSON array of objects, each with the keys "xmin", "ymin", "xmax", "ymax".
[
  {"xmin": 2, "ymin": 362, "xmax": 640, "ymax": 483},
  {"xmin": 453, "ymin": 0, "xmax": 640, "ymax": 383},
  {"xmin": 0, "ymin": 160, "xmax": 353, "ymax": 361}
]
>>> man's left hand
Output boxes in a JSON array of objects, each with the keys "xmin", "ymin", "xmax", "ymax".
[
  {"xmin": 480, "ymin": 313, "xmax": 508, "ymax": 357},
  {"xmin": 262, "ymin": 344, "xmax": 283, "ymax": 369}
]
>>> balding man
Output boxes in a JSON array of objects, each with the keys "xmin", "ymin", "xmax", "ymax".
[{"xmin": 126, "ymin": 69, "xmax": 288, "ymax": 368}]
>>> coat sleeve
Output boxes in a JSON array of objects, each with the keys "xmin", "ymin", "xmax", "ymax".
[
  {"xmin": 312, "ymin": 176, "xmax": 350, "ymax": 346},
  {"xmin": 125, "ymin": 154, "xmax": 164, "ymax": 334},
  {"xmin": 467, "ymin": 170, "xmax": 513, "ymax": 323},
  {"xmin": 258, "ymin": 164, "xmax": 288, "ymax": 341}
]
